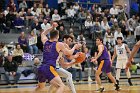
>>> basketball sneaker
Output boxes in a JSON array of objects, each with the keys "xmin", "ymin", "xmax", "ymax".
[
  {"xmin": 128, "ymin": 78, "xmax": 133, "ymax": 86},
  {"xmin": 96, "ymin": 87, "xmax": 105, "ymax": 92}
]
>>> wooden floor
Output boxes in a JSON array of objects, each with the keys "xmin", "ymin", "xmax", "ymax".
[
  {"xmin": 0, "ymin": 82, "xmax": 140, "ymax": 93},
  {"xmin": 0, "ymin": 79, "xmax": 140, "ymax": 93}
]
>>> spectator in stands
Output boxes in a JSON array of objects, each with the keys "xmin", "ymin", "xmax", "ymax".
[
  {"xmin": 110, "ymin": 5, "xmax": 118, "ymax": 16},
  {"xmin": 111, "ymin": 21, "xmax": 119, "ymax": 34},
  {"xmin": 39, "ymin": 0, "xmax": 45, "ymax": 7},
  {"xmin": 4, "ymin": 7, "xmax": 10, "ymax": 16},
  {"xmin": 28, "ymin": 30, "xmax": 38, "ymax": 54},
  {"xmin": 77, "ymin": 33, "xmax": 86, "ymax": 45},
  {"xmin": 90, "ymin": 22, "xmax": 102, "ymax": 40},
  {"xmin": 4, "ymin": 11, "xmax": 16, "ymax": 32},
  {"xmin": 119, "ymin": 20, "xmax": 128, "ymax": 38},
  {"xmin": 41, "ymin": 19, "xmax": 51, "ymax": 30},
  {"xmin": 85, "ymin": 16, "xmax": 93, "ymax": 35},
  {"xmin": 36, "ymin": 4, "xmax": 43, "ymax": 16},
  {"xmin": 134, "ymin": 24, "xmax": 140, "ymax": 41},
  {"xmin": 31, "ymin": 18, "xmax": 41, "ymax": 33},
  {"xmin": 3, "ymin": 54, "xmax": 21, "ymax": 85},
  {"xmin": 72, "ymin": 63, "xmax": 83, "ymax": 82},
  {"xmin": 0, "ymin": 42, "xmax": 8, "ymax": 57},
  {"xmin": 83, "ymin": 47, "xmax": 93, "ymax": 82},
  {"xmin": 25, "ymin": 9, "xmax": 34, "ymax": 28},
  {"xmin": 67, "ymin": 5, "xmax": 76, "ymax": 27},
  {"xmin": 13, "ymin": 7, "xmax": 17, "ymax": 15},
  {"xmin": 43, "ymin": 4, "xmax": 50, "ymax": 16},
  {"xmin": 12, "ymin": 43, "xmax": 23, "ymax": 65},
  {"xmin": 104, "ymin": 28, "xmax": 114, "ymax": 46},
  {"xmin": 18, "ymin": 32, "xmax": 28, "ymax": 52},
  {"xmin": 32, "ymin": 57, "xmax": 40, "ymax": 80},
  {"xmin": 19, "ymin": 8, "xmax": 26, "ymax": 20},
  {"xmin": 59, "ymin": 26, "xmax": 67, "ymax": 41},
  {"xmin": 58, "ymin": 0, "xmax": 64, "ymax": 15},
  {"xmin": 93, "ymin": 17, "xmax": 100, "ymax": 26},
  {"xmin": 73, "ymin": 2, "xmax": 80, "ymax": 13},
  {"xmin": 114, "ymin": 28, "xmax": 124, "ymax": 44},
  {"xmin": 0, "ymin": 44, "xmax": 4, "ymax": 67},
  {"xmin": 31, "ymin": 3, "xmax": 37, "ymax": 17},
  {"xmin": 57, "ymin": 20, "xmax": 64, "ymax": 30},
  {"xmin": 37, "ymin": 29, "xmax": 43, "ymax": 52},
  {"xmin": 19, "ymin": 0, "xmax": 28, "ymax": 10},
  {"xmin": 94, "ymin": 4, "xmax": 102, "ymax": 15},
  {"xmin": 86, "ymin": 10, "xmax": 92, "ymax": 20},
  {"xmin": 0, "ymin": 12, "xmax": 5, "ymax": 33},
  {"xmin": 78, "ymin": 10, "xmax": 86, "ymax": 30},
  {"xmin": 101, "ymin": 17, "xmax": 110, "ymax": 35},
  {"xmin": 127, "ymin": 15, "xmax": 136, "ymax": 29},
  {"xmin": 38, "ymin": 13, "xmax": 44, "ymax": 23},
  {"xmin": 13, "ymin": 14, "xmax": 24, "ymax": 32},
  {"xmin": 7, "ymin": 0, "xmax": 16, "ymax": 12},
  {"xmin": 52, "ymin": 9, "xmax": 61, "ymax": 22},
  {"xmin": 109, "ymin": 15, "xmax": 117, "ymax": 27},
  {"xmin": 69, "ymin": 28, "xmax": 76, "ymax": 42}
]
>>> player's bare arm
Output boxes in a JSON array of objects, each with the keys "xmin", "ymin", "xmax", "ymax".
[
  {"xmin": 128, "ymin": 40, "xmax": 140, "ymax": 62},
  {"xmin": 41, "ymin": 23, "xmax": 58, "ymax": 44},
  {"xmin": 57, "ymin": 42, "xmax": 81, "ymax": 56},
  {"xmin": 91, "ymin": 45, "xmax": 104, "ymax": 62},
  {"xmin": 111, "ymin": 47, "xmax": 117, "ymax": 63}
]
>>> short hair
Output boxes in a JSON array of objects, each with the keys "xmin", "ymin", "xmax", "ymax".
[
  {"xmin": 50, "ymin": 30, "xmax": 59, "ymax": 39},
  {"xmin": 117, "ymin": 37, "xmax": 123, "ymax": 40},
  {"xmin": 96, "ymin": 37, "xmax": 103, "ymax": 43},
  {"xmin": 62, "ymin": 35, "xmax": 73, "ymax": 41}
]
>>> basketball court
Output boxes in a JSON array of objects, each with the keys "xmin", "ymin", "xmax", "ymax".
[{"xmin": 0, "ymin": 79, "xmax": 140, "ymax": 93}]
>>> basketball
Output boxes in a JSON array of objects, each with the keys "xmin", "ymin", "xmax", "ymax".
[
  {"xmin": 130, "ymin": 65, "xmax": 137, "ymax": 73},
  {"xmin": 73, "ymin": 52, "xmax": 86, "ymax": 64}
]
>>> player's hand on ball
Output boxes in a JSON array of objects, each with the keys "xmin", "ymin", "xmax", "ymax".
[{"xmin": 74, "ymin": 52, "xmax": 80, "ymax": 58}]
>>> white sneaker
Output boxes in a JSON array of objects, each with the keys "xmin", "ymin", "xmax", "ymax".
[{"xmin": 88, "ymin": 77, "xmax": 93, "ymax": 82}]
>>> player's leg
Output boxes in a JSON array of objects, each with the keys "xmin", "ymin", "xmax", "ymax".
[
  {"xmin": 107, "ymin": 72, "xmax": 120, "ymax": 90},
  {"xmin": 48, "ymin": 85, "xmax": 56, "ymax": 93},
  {"xmin": 116, "ymin": 68, "xmax": 121, "ymax": 85},
  {"xmin": 50, "ymin": 76, "xmax": 65, "ymax": 93},
  {"xmin": 123, "ymin": 60, "xmax": 133, "ymax": 86},
  {"xmin": 126, "ymin": 68, "xmax": 133, "ymax": 86},
  {"xmin": 115, "ymin": 60, "xmax": 122, "ymax": 85},
  {"xmin": 35, "ymin": 82, "xmax": 46, "ymax": 91},
  {"xmin": 35, "ymin": 66, "xmax": 47, "ymax": 91},
  {"xmin": 95, "ymin": 60, "xmax": 104, "ymax": 92},
  {"xmin": 106, "ymin": 60, "xmax": 120, "ymax": 91},
  {"xmin": 57, "ymin": 68, "xmax": 76, "ymax": 93}
]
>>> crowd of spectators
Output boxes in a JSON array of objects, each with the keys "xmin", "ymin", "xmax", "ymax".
[{"xmin": 0, "ymin": 0, "xmax": 140, "ymax": 84}]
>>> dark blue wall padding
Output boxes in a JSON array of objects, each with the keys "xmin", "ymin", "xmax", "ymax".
[{"xmin": 47, "ymin": 0, "xmax": 58, "ymax": 9}]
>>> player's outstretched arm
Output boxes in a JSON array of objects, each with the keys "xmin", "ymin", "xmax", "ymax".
[
  {"xmin": 128, "ymin": 40, "xmax": 140, "ymax": 62},
  {"xmin": 41, "ymin": 22, "xmax": 58, "ymax": 44},
  {"xmin": 57, "ymin": 42, "xmax": 81, "ymax": 56},
  {"xmin": 111, "ymin": 47, "xmax": 117, "ymax": 63}
]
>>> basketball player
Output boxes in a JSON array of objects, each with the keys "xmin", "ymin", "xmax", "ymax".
[
  {"xmin": 126, "ymin": 40, "xmax": 140, "ymax": 70},
  {"xmin": 36, "ymin": 23, "xmax": 81, "ymax": 93},
  {"xmin": 112, "ymin": 37, "xmax": 133, "ymax": 86},
  {"xmin": 54, "ymin": 35, "xmax": 77, "ymax": 93},
  {"xmin": 91, "ymin": 37, "xmax": 120, "ymax": 92}
]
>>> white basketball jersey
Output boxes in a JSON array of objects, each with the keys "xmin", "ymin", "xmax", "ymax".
[{"xmin": 116, "ymin": 44, "xmax": 128, "ymax": 60}]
